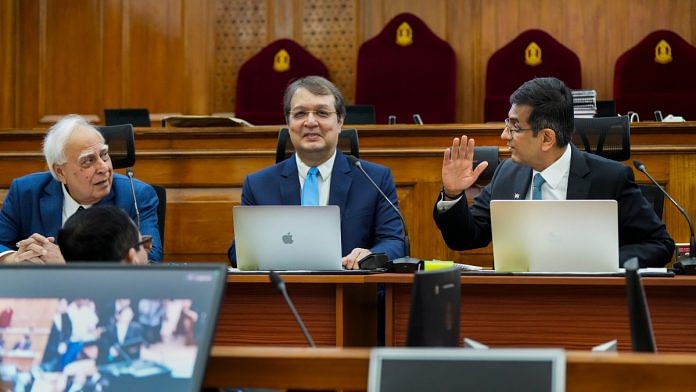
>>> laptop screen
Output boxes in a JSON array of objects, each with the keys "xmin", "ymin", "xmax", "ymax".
[
  {"xmin": 0, "ymin": 263, "xmax": 226, "ymax": 392},
  {"xmin": 368, "ymin": 348, "xmax": 565, "ymax": 392}
]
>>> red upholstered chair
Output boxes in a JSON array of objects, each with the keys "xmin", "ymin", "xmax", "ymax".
[
  {"xmin": 355, "ymin": 13, "xmax": 456, "ymax": 124},
  {"xmin": 235, "ymin": 39, "xmax": 329, "ymax": 125},
  {"xmin": 614, "ymin": 30, "xmax": 696, "ymax": 121},
  {"xmin": 484, "ymin": 29, "xmax": 582, "ymax": 122}
]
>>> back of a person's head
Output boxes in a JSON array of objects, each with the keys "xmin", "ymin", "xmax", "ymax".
[
  {"xmin": 510, "ymin": 77, "xmax": 574, "ymax": 147},
  {"xmin": 58, "ymin": 205, "xmax": 139, "ymax": 262}
]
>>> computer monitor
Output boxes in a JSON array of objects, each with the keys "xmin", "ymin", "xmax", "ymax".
[
  {"xmin": 406, "ymin": 268, "xmax": 460, "ymax": 347},
  {"xmin": 103, "ymin": 108, "xmax": 151, "ymax": 127},
  {"xmin": 0, "ymin": 263, "xmax": 226, "ymax": 391},
  {"xmin": 344, "ymin": 105, "xmax": 376, "ymax": 124},
  {"xmin": 624, "ymin": 258, "xmax": 657, "ymax": 352},
  {"xmin": 368, "ymin": 348, "xmax": 565, "ymax": 392}
]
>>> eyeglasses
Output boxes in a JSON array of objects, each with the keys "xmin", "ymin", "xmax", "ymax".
[
  {"xmin": 504, "ymin": 118, "xmax": 535, "ymax": 134},
  {"xmin": 288, "ymin": 110, "xmax": 337, "ymax": 121},
  {"xmin": 136, "ymin": 235, "xmax": 153, "ymax": 252}
]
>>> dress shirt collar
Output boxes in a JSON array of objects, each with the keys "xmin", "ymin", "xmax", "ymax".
[
  {"xmin": 295, "ymin": 150, "xmax": 337, "ymax": 182},
  {"xmin": 61, "ymin": 184, "xmax": 91, "ymax": 225},
  {"xmin": 533, "ymin": 145, "xmax": 571, "ymax": 193}
]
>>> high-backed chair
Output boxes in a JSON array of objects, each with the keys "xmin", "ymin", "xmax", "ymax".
[
  {"xmin": 355, "ymin": 13, "xmax": 456, "ymax": 124},
  {"xmin": 485, "ymin": 30, "xmax": 582, "ymax": 122},
  {"xmin": 572, "ymin": 117, "xmax": 664, "ymax": 219},
  {"xmin": 275, "ymin": 128, "xmax": 359, "ymax": 164},
  {"xmin": 573, "ymin": 116, "xmax": 631, "ymax": 162},
  {"xmin": 104, "ymin": 108, "xmax": 151, "ymax": 127},
  {"xmin": 614, "ymin": 30, "xmax": 696, "ymax": 120},
  {"xmin": 235, "ymin": 39, "xmax": 330, "ymax": 125},
  {"xmin": 465, "ymin": 146, "xmax": 500, "ymax": 200},
  {"xmin": 97, "ymin": 124, "xmax": 166, "ymax": 243}
]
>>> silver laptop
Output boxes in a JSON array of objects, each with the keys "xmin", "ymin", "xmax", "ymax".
[
  {"xmin": 233, "ymin": 205, "xmax": 343, "ymax": 271},
  {"xmin": 490, "ymin": 200, "xmax": 619, "ymax": 273}
]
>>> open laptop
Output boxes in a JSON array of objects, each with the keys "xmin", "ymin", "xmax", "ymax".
[
  {"xmin": 368, "ymin": 348, "xmax": 565, "ymax": 392},
  {"xmin": 490, "ymin": 200, "xmax": 619, "ymax": 273},
  {"xmin": 0, "ymin": 263, "xmax": 226, "ymax": 392},
  {"xmin": 233, "ymin": 205, "xmax": 343, "ymax": 271}
]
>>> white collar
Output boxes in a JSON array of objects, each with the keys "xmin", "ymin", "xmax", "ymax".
[
  {"xmin": 295, "ymin": 150, "xmax": 337, "ymax": 181},
  {"xmin": 533, "ymin": 145, "xmax": 571, "ymax": 190}
]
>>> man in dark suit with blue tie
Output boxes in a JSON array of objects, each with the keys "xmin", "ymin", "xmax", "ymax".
[
  {"xmin": 434, "ymin": 77, "xmax": 674, "ymax": 267},
  {"xmin": 228, "ymin": 76, "xmax": 405, "ymax": 269},
  {"xmin": 0, "ymin": 115, "xmax": 161, "ymax": 264}
]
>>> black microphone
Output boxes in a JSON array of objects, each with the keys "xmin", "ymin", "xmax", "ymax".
[
  {"xmin": 633, "ymin": 160, "xmax": 696, "ymax": 273},
  {"xmin": 346, "ymin": 155, "xmax": 420, "ymax": 264},
  {"xmin": 126, "ymin": 167, "xmax": 141, "ymax": 228},
  {"xmin": 269, "ymin": 271, "xmax": 315, "ymax": 347},
  {"xmin": 412, "ymin": 114, "xmax": 424, "ymax": 125}
]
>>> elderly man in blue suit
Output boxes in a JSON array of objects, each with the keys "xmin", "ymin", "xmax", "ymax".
[
  {"xmin": 228, "ymin": 76, "xmax": 405, "ymax": 269},
  {"xmin": 0, "ymin": 115, "xmax": 162, "ymax": 264}
]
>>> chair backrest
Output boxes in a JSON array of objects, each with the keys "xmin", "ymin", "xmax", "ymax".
[
  {"xmin": 97, "ymin": 124, "xmax": 136, "ymax": 169},
  {"xmin": 638, "ymin": 183, "xmax": 665, "ymax": 220},
  {"xmin": 484, "ymin": 29, "xmax": 582, "ymax": 122},
  {"xmin": 104, "ymin": 108, "xmax": 151, "ymax": 127},
  {"xmin": 464, "ymin": 146, "xmax": 500, "ymax": 200},
  {"xmin": 614, "ymin": 30, "xmax": 696, "ymax": 120},
  {"xmin": 406, "ymin": 268, "xmax": 461, "ymax": 347},
  {"xmin": 151, "ymin": 184, "xmax": 167, "ymax": 246},
  {"xmin": 572, "ymin": 116, "xmax": 631, "ymax": 162},
  {"xmin": 344, "ymin": 105, "xmax": 376, "ymax": 125},
  {"xmin": 235, "ymin": 39, "xmax": 330, "ymax": 125},
  {"xmin": 355, "ymin": 12, "xmax": 456, "ymax": 124},
  {"xmin": 275, "ymin": 128, "xmax": 359, "ymax": 164}
]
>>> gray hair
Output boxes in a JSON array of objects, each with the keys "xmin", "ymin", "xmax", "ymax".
[
  {"xmin": 43, "ymin": 115, "xmax": 104, "ymax": 180},
  {"xmin": 283, "ymin": 76, "xmax": 346, "ymax": 124}
]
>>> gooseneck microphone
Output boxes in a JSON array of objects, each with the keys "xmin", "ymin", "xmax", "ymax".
[
  {"xmin": 346, "ymin": 155, "xmax": 420, "ymax": 263},
  {"xmin": 633, "ymin": 160, "xmax": 696, "ymax": 273},
  {"xmin": 269, "ymin": 271, "xmax": 315, "ymax": 347},
  {"xmin": 126, "ymin": 167, "xmax": 141, "ymax": 228}
]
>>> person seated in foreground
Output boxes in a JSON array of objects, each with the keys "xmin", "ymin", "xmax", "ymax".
[
  {"xmin": 0, "ymin": 115, "xmax": 161, "ymax": 264},
  {"xmin": 228, "ymin": 75, "xmax": 405, "ymax": 269},
  {"xmin": 57, "ymin": 205, "xmax": 150, "ymax": 264},
  {"xmin": 433, "ymin": 77, "xmax": 674, "ymax": 268}
]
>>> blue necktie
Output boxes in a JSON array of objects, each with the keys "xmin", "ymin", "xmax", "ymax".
[
  {"xmin": 302, "ymin": 167, "xmax": 320, "ymax": 206},
  {"xmin": 532, "ymin": 173, "xmax": 546, "ymax": 200}
]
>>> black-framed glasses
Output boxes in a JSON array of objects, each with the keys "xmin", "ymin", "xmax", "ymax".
[
  {"xmin": 288, "ymin": 109, "xmax": 337, "ymax": 121},
  {"xmin": 504, "ymin": 118, "xmax": 535, "ymax": 134},
  {"xmin": 136, "ymin": 235, "xmax": 153, "ymax": 252}
]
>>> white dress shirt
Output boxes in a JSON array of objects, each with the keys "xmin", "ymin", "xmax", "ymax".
[{"xmin": 296, "ymin": 151, "xmax": 336, "ymax": 206}]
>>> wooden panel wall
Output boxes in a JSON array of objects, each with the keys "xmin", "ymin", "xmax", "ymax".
[{"xmin": 5, "ymin": 0, "xmax": 696, "ymax": 127}]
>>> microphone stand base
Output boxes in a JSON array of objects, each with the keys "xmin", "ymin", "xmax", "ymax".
[{"xmin": 673, "ymin": 256, "xmax": 696, "ymax": 274}]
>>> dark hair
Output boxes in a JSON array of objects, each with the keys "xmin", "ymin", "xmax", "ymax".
[
  {"xmin": 283, "ymin": 76, "xmax": 346, "ymax": 123},
  {"xmin": 509, "ymin": 77, "xmax": 574, "ymax": 147},
  {"xmin": 58, "ymin": 205, "xmax": 139, "ymax": 262}
]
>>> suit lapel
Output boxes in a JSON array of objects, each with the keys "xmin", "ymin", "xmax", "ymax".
[
  {"xmin": 279, "ymin": 156, "xmax": 301, "ymax": 205},
  {"xmin": 40, "ymin": 180, "xmax": 64, "ymax": 236},
  {"xmin": 566, "ymin": 145, "xmax": 591, "ymax": 200},
  {"xmin": 510, "ymin": 166, "xmax": 533, "ymax": 200},
  {"xmin": 328, "ymin": 151, "xmax": 352, "ymax": 214}
]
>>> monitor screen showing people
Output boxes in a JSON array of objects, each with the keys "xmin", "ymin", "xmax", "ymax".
[{"xmin": 0, "ymin": 264, "xmax": 226, "ymax": 391}]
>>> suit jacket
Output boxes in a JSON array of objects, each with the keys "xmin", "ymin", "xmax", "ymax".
[
  {"xmin": 0, "ymin": 171, "xmax": 162, "ymax": 261},
  {"xmin": 434, "ymin": 145, "xmax": 674, "ymax": 267},
  {"xmin": 228, "ymin": 151, "xmax": 405, "ymax": 266}
]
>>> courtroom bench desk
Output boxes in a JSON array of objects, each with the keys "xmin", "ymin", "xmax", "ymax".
[
  {"xmin": 365, "ymin": 273, "xmax": 696, "ymax": 352},
  {"xmin": 215, "ymin": 274, "xmax": 378, "ymax": 347}
]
